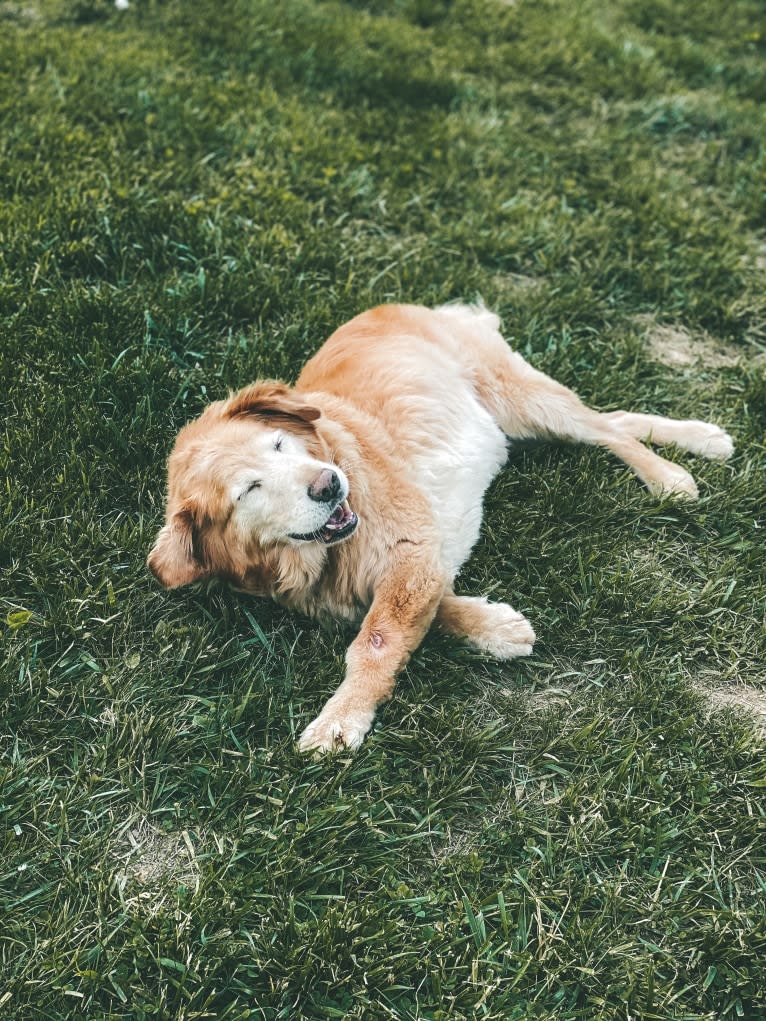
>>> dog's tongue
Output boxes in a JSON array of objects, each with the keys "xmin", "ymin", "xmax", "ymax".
[
  {"xmin": 318, "ymin": 499, "xmax": 357, "ymax": 544},
  {"xmin": 327, "ymin": 504, "xmax": 346, "ymax": 527},
  {"xmin": 324, "ymin": 500, "xmax": 354, "ymax": 531}
]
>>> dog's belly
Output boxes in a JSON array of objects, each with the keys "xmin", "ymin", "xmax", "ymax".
[{"xmin": 408, "ymin": 395, "xmax": 508, "ymax": 577}]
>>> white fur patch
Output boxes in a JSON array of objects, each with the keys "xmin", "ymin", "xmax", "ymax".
[{"xmin": 411, "ymin": 393, "xmax": 508, "ymax": 576}]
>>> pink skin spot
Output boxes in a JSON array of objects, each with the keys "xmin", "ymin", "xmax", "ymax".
[{"xmin": 370, "ymin": 631, "xmax": 385, "ymax": 651}]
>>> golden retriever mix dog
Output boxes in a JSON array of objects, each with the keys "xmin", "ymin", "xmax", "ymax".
[{"xmin": 148, "ymin": 303, "xmax": 733, "ymax": 751}]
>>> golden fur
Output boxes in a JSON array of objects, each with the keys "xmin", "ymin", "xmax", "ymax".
[{"xmin": 149, "ymin": 303, "xmax": 733, "ymax": 751}]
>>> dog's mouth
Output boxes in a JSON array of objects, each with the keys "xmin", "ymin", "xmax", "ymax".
[{"xmin": 290, "ymin": 499, "xmax": 359, "ymax": 545}]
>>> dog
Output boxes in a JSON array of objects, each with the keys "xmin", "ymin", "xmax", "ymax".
[{"xmin": 148, "ymin": 303, "xmax": 733, "ymax": 751}]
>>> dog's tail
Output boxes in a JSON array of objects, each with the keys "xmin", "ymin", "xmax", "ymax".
[{"xmin": 434, "ymin": 299, "xmax": 502, "ymax": 336}]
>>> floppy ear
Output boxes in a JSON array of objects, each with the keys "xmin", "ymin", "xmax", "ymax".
[
  {"xmin": 224, "ymin": 382, "xmax": 320, "ymax": 424},
  {"xmin": 147, "ymin": 507, "xmax": 208, "ymax": 589}
]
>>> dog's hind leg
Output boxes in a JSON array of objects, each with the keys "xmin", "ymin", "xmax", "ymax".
[
  {"xmin": 483, "ymin": 365, "xmax": 703, "ymax": 498},
  {"xmin": 600, "ymin": 411, "xmax": 734, "ymax": 460},
  {"xmin": 436, "ymin": 594, "xmax": 536, "ymax": 659},
  {"xmin": 435, "ymin": 305, "xmax": 732, "ymax": 499}
]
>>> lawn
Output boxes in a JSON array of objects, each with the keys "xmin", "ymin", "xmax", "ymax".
[{"xmin": 1, "ymin": 0, "xmax": 765, "ymax": 1018}]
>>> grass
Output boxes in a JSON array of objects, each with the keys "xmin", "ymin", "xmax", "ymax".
[{"xmin": 1, "ymin": 0, "xmax": 765, "ymax": 1017}]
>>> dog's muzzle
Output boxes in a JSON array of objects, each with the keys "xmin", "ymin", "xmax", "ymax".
[{"xmin": 289, "ymin": 498, "xmax": 359, "ymax": 545}]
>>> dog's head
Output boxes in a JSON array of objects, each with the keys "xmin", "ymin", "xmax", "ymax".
[{"xmin": 147, "ymin": 382, "xmax": 358, "ymax": 591}]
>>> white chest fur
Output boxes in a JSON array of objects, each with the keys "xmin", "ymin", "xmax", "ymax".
[{"xmin": 409, "ymin": 392, "xmax": 508, "ymax": 578}]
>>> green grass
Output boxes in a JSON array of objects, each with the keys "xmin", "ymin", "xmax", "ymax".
[{"xmin": 2, "ymin": 0, "xmax": 765, "ymax": 1017}]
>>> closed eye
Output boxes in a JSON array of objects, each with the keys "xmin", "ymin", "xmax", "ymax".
[
  {"xmin": 274, "ymin": 436, "xmax": 283, "ymax": 452},
  {"xmin": 239, "ymin": 480, "xmax": 261, "ymax": 500}
]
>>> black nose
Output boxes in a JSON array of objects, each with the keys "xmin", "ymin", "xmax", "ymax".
[{"xmin": 308, "ymin": 469, "xmax": 341, "ymax": 503}]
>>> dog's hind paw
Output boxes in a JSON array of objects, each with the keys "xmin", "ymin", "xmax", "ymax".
[
  {"xmin": 646, "ymin": 465, "xmax": 699, "ymax": 500},
  {"xmin": 680, "ymin": 421, "xmax": 734, "ymax": 460}
]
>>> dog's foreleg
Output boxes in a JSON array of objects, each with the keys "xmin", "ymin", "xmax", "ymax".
[
  {"xmin": 436, "ymin": 594, "xmax": 536, "ymax": 659},
  {"xmin": 298, "ymin": 549, "xmax": 446, "ymax": 753}
]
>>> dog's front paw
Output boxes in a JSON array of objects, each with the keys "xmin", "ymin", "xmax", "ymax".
[
  {"xmin": 471, "ymin": 603, "xmax": 537, "ymax": 660},
  {"xmin": 298, "ymin": 697, "xmax": 375, "ymax": 754}
]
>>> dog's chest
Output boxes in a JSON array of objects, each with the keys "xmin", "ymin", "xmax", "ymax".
[{"xmin": 407, "ymin": 396, "xmax": 508, "ymax": 577}]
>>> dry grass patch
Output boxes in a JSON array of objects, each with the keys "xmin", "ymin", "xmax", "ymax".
[
  {"xmin": 0, "ymin": 2, "xmax": 42, "ymax": 22},
  {"xmin": 706, "ymin": 684, "xmax": 766, "ymax": 740},
  {"xmin": 527, "ymin": 685, "xmax": 573, "ymax": 713},
  {"xmin": 111, "ymin": 817, "xmax": 200, "ymax": 915},
  {"xmin": 635, "ymin": 314, "xmax": 741, "ymax": 369},
  {"xmin": 491, "ymin": 271, "xmax": 545, "ymax": 294}
]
